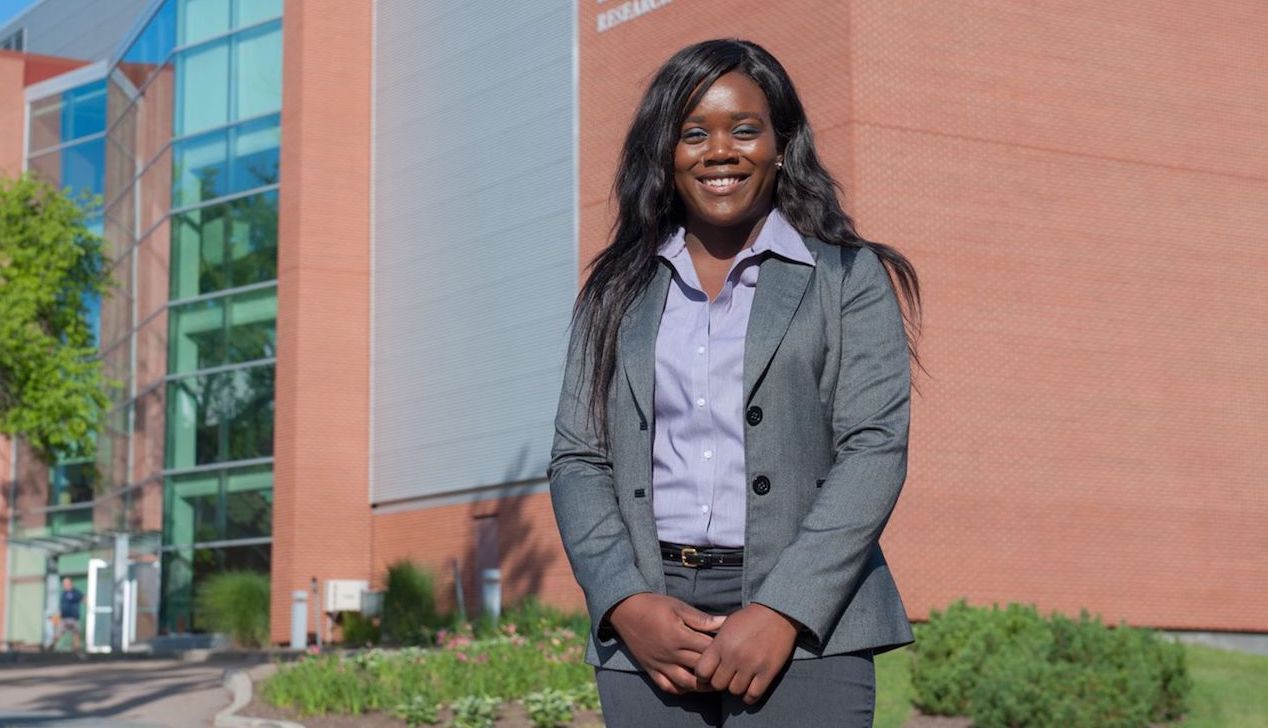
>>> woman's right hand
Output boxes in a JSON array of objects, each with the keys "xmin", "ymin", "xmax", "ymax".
[{"xmin": 607, "ymin": 593, "xmax": 728, "ymax": 694}]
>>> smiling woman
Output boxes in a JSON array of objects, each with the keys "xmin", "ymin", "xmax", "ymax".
[{"xmin": 549, "ymin": 39, "xmax": 924, "ymax": 727}]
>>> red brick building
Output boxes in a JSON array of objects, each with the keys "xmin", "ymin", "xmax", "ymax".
[{"xmin": 2, "ymin": 0, "xmax": 1264, "ymax": 649}]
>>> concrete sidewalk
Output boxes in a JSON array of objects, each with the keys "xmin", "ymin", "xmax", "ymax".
[{"xmin": 0, "ymin": 658, "xmax": 235, "ymax": 727}]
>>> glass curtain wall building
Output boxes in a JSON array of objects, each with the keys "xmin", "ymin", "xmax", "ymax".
[{"xmin": 5, "ymin": 0, "xmax": 282, "ymax": 642}]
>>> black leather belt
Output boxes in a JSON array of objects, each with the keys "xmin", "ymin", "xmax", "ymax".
[{"xmin": 660, "ymin": 540, "xmax": 744, "ymax": 568}]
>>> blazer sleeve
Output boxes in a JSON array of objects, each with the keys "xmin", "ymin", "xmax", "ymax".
[
  {"xmin": 547, "ymin": 316, "xmax": 654, "ymax": 644},
  {"xmin": 750, "ymin": 244, "xmax": 912, "ymax": 647}
]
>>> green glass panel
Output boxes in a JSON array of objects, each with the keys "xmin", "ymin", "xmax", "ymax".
[
  {"xmin": 169, "ymin": 297, "xmax": 226, "ymax": 374},
  {"xmin": 165, "ymin": 364, "xmax": 274, "ymax": 468},
  {"xmin": 234, "ymin": 0, "xmax": 281, "ymax": 27},
  {"xmin": 179, "ymin": 0, "xmax": 230, "ymax": 46},
  {"xmin": 226, "ymin": 287, "xmax": 276, "ymax": 363},
  {"xmin": 175, "ymin": 38, "xmax": 230, "ymax": 137},
  {"xmin": 171, "ymin": 116, "xmax": 278, "ymax": 209},
  {"xmin": 165, "ymin": 471, "xmax": 221, "ymax": 546},
  {"xmin": 50, "ymin": 508, "xmax": 94, "ymax": 536},
  {"xmin": 49, "ymin": 460, "xmax": 97, "ymax": 506},
  {"xmin": 224, "ymin": 465, "xmax": 271, "ymax": 540},
  {"xmin": 234, "ymin": 23, "xmax": 281, "ymax": 120},
  {"xmin": 170, "ymin": 190, "xmax": 278, "ymax": 299}
]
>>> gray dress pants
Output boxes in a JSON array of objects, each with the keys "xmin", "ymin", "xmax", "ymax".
[{"xmin": 594, "ymin": 560, "xmax": 876, "ymax": 727}]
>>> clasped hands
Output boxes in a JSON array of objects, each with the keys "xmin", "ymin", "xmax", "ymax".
[{"xmin": 607, "ymin": 592, "xmax": 799, "ymax": 705}]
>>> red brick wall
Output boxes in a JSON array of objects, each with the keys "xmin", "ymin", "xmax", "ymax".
[
  {"xmin": 270, "ymin": 0, "xmax": 374, "ymax": 643},
  {"xmin": 372, "ymin": 493, "xmax": 584, "ymax": 619},
  {"xmin": 572, "ymin": 0, "xmax": 1268, "ymax": 633}
]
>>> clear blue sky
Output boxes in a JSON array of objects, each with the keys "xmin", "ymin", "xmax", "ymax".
[{"xmin": 0, "ymin": 0, "xmax": 39, "ymax": 28}]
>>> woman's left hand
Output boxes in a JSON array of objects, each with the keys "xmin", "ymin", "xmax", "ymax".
[{"xmin": 692, "ymin": 603, "xmax": 798, "ymax": 704}]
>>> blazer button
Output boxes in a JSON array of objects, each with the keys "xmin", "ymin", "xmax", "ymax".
[
  {"xmin": 746, "ymin": 406, "xmax": 763, "ymax": 426},
  {"xmin": 751, "ymin": 475, "xmax": 771, "ymax": 496}
]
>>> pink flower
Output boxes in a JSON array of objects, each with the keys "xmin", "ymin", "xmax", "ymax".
[{"xmin": 455, "ymin": 652, "xmax": 469, "ymax": 662}]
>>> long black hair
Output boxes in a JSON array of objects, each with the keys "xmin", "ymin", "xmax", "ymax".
[{"xmin": 573, "ymin": 38, "xmax": 924, "ymax": 447}]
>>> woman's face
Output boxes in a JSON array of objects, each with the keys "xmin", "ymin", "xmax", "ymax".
[{"xmin": 673, "ymin": 71, "xmax": 781, "ymax": 232}]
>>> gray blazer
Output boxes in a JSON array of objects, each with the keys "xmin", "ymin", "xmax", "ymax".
[{"xmin": 548, "ymin": 237, "xmax": 914, "ymax": 671}]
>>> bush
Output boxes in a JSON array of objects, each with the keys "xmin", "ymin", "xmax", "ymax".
[
  {"xmin": 381, "ymin": 560, "xmax": 443, "ymax": 646},
  {"xmin": 393, "ymin": 694, "xmax": 439, "ymax": 726},
  {"xmin": 452, "ymin": 694, "xmax": 501, "ymax": 728},
  {"xmin": 911, "ymin": 599, "xmax": 1191, "ymax": 728},
  {"xmin": 195, "ymin": 570, "xmax": 269, "ymax": 648},
  {"xmin": 523, "ymin": 687, "xmax": 575, "ymax": 727},
  {"xmin": 340, "ymin": 611, "xmax": 381, "ymax": 647}
]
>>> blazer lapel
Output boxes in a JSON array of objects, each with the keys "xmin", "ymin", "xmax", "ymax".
[
  {"xmin": 743, "ymin": 254, "xmax": 814, "ymax": 403},
  {"xmin": 619, "ymin": 260, "xmax": 672, "ymax": 420}
]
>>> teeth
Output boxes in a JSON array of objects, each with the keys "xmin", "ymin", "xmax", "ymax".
[{"xmin": 703, "ymin": 177, "xmax": 741, "ymax": 188}]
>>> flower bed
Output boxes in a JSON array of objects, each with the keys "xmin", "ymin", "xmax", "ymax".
[{"xmin": 260, "ymin": 621, "xmax": 599, "ymax": 727}]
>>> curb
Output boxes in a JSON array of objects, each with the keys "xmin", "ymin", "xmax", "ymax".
[{"xmin": 214, "ymin": 668, "xmax": 305, "ymax": 728}]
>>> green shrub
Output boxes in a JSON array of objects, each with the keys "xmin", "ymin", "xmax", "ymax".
[
  {"xmin": 523, "ymin": 687, "xmax": 575, "ymax": 727},
  {"xmin": 382, "ymin": 560, "xmax": 443, "ymax": 646},
  {"xmin": 569, "ymin": 680, "xmax": 600, "ymax": 711},
  {"xmin": 393, "ymin": 694, "xmax": 439, "ymax": 726},
  {"xmin": 194, "ymin": 570, "xmax": 269, "ymax": 648},
  {"xmin": 452, "ymin": 694, "xmax": 501, "ymax": 728},
  {"xmin": 341, "ymin": 611, "xmax": 381, "ymax": 646},
  {"xmin": 911, "ymin": 599, "xmax": 1191, "ymax": 728}
]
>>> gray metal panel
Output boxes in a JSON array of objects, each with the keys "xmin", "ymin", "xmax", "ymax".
[
  {"xmin": 371, "ymin": 0, "xmax": 576, "ymax": 504},
  {"xmin": 0, "ymin": 0, "xmax": 154, "ymax": 61}
]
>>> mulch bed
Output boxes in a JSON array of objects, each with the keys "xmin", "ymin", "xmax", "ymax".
[{"xmin": 240, "ymin": 695, "xmax": 604, "ymax": 727}]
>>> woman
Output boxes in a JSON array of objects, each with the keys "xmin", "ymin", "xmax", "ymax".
[{"xmin": 549, "ymin": 39, "xmax": 923, "ymax": 727}]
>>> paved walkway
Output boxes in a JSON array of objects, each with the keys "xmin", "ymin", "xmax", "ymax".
[{"xmin": 0, "ymin": 659, "xmax": 233, "ymax": 727}]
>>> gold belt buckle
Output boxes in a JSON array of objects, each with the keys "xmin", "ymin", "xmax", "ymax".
[{"xmin": 680, "ymin": 547, "xmax": 699, "ymax": 568}]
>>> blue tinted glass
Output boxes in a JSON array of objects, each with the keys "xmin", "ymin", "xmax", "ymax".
[
  {"xmin": 120, "ymin": 0, "xmax": 178, "ymax": 85},
  {"xmin": 85, "ymin": 289, "xmax": 102, "ymax": 349},
  {"xmin": 228, "ymin": 114, "xmax": 280, "ymax": 189},
  {"xmin": 62, "ymin": 79, "xmax": 107, "ymax": 140},
  {"xmin": 61, "ymin": 137, "xmax": 106, "ymax": 201},
  {"xmin": 171, "ymin": 114, "xmax": 278, "ymax": 208}
]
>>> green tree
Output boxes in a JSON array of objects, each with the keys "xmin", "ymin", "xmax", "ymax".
[{"xmin": 0, "ymin": 172, "xmax": 120, "ymax": 465}]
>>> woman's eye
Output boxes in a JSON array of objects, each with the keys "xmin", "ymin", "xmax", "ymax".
[
  {"xmin": 681, "ymin": 129, "xmax": 706, "ymax": 142},
  {"xmin": 733, "ymin": 125, "xmax": 760, "ymax": 137}
]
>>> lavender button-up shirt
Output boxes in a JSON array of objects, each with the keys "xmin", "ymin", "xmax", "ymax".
[{"xmin": 651, "ymin": 208, "xmax": 816, "ymax": 548}]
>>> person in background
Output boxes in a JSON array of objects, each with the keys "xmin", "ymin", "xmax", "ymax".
[{"xmin": 54, "ymin": 576, "xmax": 84, "ymax": 652}]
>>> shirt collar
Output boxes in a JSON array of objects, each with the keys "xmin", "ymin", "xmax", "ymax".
[{"xmin": 656, "ymin": 208, "xmax": 816, "ymax": 267}]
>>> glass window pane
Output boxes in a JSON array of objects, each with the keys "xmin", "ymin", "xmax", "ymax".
[
  {"xmin": 165, "ymin": 471, "xmax": 222, "ymax": 545},
  {"xmin": 172, "ymin": 129, "xmax": 227, "ymax": 208},
  {"xmin": 169, "ymin": 297, "xmax": 226, "ymax": 374},
  {"xmin": 179, "ymin": 0, "xmax": 230, "ymax": 46},
  {"xmin": 166, "ymin": 364, "xmax": 273, "ymax": 468},
  {"xmin": 225, "ymin": 189, "xmax": 278, "ymax": 287},
  {"xmin": 28, "ymin": 95, "xmax": 64, "ymax": 152},
  {"xmin": 226, "ymin": 287, "xmax": 276, "ymax": 363},
  {"xmin": 224, "ymin": 365, "xmax": 274, "ymax": 462},
  {"xmin": 224, "ymin": 465, "xmax": 271, "ymax": 540},
  {"xmin": 175, "ymin": 39, "xmax": 229, "ymax": 136},
  {"xmin": 50, "ymin": 461, "xmax": 98, "ymax": 506},
  {"xmin": 234, "ymin": 0, "xmax": 281, "ymax": 27},
  {"xmin": 61, "ymin": 137, "xmax": 107, "ymax": 201},
  {"xmin": 120, "ymin": 0, "xmax": 178, "ymax": 90},
  {"xmin": 170, "ymin": 190, "xmax": 276, "ymax": 299},
  {"xmin": 166, "ymin": 374, "xmax": 222, "ymax": 468},
  {"xmin": 50, "ymin": 507, "xmax": 94, "ymax": 536},
  {"xmin": 234, "ymin": 23, "xmax": 281, "ymax": 120},
  {"xmin": 64, "ymin": 79, "xmax": 108, "ymax": 140},
  {"xmin": 229, "ymin": 114, "xmax": 280, "ymax": 190}
]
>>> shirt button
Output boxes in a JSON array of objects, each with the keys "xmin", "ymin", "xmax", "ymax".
[
  {"xmin": 703, "ymin": 450, "xmax": 713, "ymax": 459},
  {"xmin": 696, "ymin": 345, "xmax": 705, "ymax": 355},
  {"xmin": 700, "ymin": 504, "xmax": 709, "ymax": 513},
  {"xmin": 696, "ymin": 397, "xmax": 706, "ymax": 408}
]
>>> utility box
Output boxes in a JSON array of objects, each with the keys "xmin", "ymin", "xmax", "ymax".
[{"xmin": 324, "ymin": 579, "xmax": 370, "ymax": 612}]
